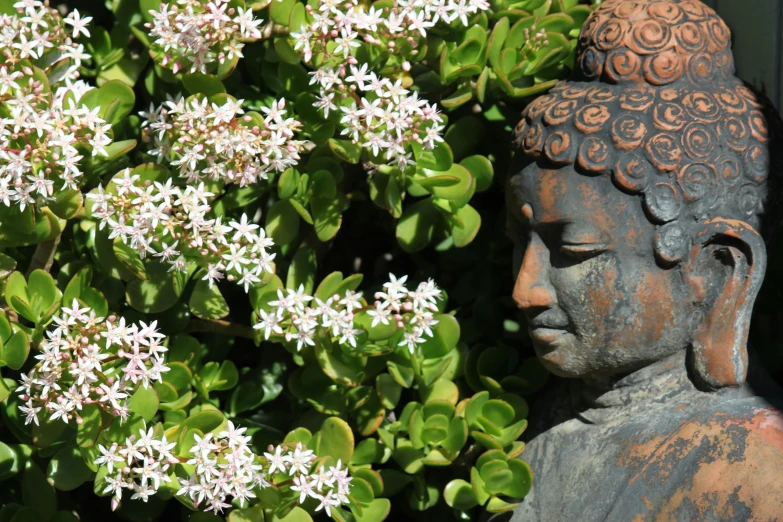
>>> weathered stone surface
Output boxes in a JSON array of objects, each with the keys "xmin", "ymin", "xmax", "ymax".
[{"xmin": 499, "ymin": 0, "xmax": 783, "ymax": 519}]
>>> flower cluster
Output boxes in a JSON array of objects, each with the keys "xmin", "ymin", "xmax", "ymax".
[
  {"xmin": 177, "ymin": 422, "xmax": 267, "ymax": 513},
  {"xmin": 290, "ymin": 0, "xmax": 490, "ymax": 170},
  {"xmin": 371, "ymin": 274, "xmax": 442, "ymax": 353},
  {"xmin": 0, "ymin": 2, "xmax": 110, "ymax": 210},
  {"xmin": 88, "ymin": 169, "xmax": 276, "ymax": 291},
  {"xmin": 140, "ymin": 95, "xmax": 306, "ymax": 186},
  {"xmin": 522, "ymin": 25, "xmax": 550, "ymax": 52},
  {"xmin": 254, "ymin": 274, "xmax": 442, "ymax": 354},
  {"xmin": 95, "ymin": 425, "xmax": 178, "ymax": 510},
  {"xmin": 146, "ymin": 0, "xmax": 263, "ymax": 74},
  {"xmin": 266, "ymin": 444, "xmax": 353, "ymax": 517},
  {"xmin": 2, "ymin": 1, "xmax": 92, "ymax": 85},
  {"xmin": 16, "ymin": 302, "xmax": 169, "ymax": 427}
]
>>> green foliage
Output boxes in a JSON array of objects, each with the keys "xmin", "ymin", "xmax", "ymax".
[{"xmin": 0, "ymin": 0, "xmax": 594, "ymax": 520}]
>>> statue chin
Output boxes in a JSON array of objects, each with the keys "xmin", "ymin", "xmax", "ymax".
[
  {"xmin": 498, "ymin": 0, "xmax": 783, "ymax": 519},
  {"xmin": 529, "ymin": 337, "xmax": 584, "ymax": 379}
]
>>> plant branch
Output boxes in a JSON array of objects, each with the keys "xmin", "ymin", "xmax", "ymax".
[
  {"xmin": 26, "ymin": 233, "xmax": 61, "ymax": 276},
  {"xmin": 261, "ymin": 21, "xmax": 289, "ymax": 39},
  {"xmin": 185, "ymin": 318, "xmax": 255, "ymax": 339}
]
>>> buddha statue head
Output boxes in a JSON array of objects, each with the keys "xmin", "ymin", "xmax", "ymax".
[{"xmin": 508, "ymin": 0, "xmax": 783, "ymax": 389}]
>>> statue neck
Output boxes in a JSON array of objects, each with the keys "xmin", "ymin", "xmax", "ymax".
[{"xmin": 571, "ymin": 352, "xmax": 725, "ymax": 424}]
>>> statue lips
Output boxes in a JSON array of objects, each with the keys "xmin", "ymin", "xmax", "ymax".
[{"xmin": 527, "ymin": 313, "xmax": 571, "ymax": 349}]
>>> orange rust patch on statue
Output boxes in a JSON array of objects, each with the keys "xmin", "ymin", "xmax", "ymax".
[{"xmin": 616, "ymin": 408, "xmax": 783, "ymax": 520}]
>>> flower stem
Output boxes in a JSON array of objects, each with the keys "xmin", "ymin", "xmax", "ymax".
[
  {"xmin": 26, "ymin": 232, "xmax": 61, "ymax": 276},
  {"xmin": 185, "ymin": 318, "xmax": 255, "ymax": 339}
]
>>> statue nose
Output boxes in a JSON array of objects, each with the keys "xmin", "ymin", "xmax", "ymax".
[{"xmin": 512, "ymin": 236, "xmax": 557, "ymax": 312}]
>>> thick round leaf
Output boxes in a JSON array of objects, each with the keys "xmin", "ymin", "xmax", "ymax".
[
  {"xmin": 278, "ymin": 168, "xmax": 300, "ymax": 199},
  {"xmin": 444, "ymin": 479, "xmax": 479, "ymax": 510},
  {"xmin": 351, "ymin": 477, "xmax": 375, "ymax": 505},
  {"xmin": 200, "ymin": 361, "xmax": 239, "ymax": 392},
  {"xmin": 316, "ymin": 417, "xmax": 354, "ymax": 464},
  {"xmin": 189, "ymin": 279, "xmax": 229, "ymax": 320},
  {"xmin": 423, "ymin": 378, "xmax": 459, "ymax": 405},
  {"xmin": 1, "ymin": 330, "xmax": 29, "ymax": 370},
  {"xmin": 441, "ymin": 416, "xmax": 469, "ymax": 453},
  {"xmin": 182, "ymin": 410, "xmax": 225, "ymax": 434},
  {"xmin": 129, "ymin": 386, "xmax": 160, "ymax": 422},
  {"xmin": 4, "ymin": 272, "xmax": 34, "ymax": 322},
  {"xmin": 482, "ymin": 468, "xmax": 512, "ymax": 495},
  {"xmin": 351, "ymin": 439, "xmax": 385, "ymax": 466},
  {"xmin": 47, "ymin": 446, "xmax": 92, "ymax": 491},
  {"xmin": 126, "ymin": 260, "xmax": 187, "ymax": 313},
  {"xmin": 311, "ymin": 192, "xmax": 348, "ymax": 242},
  {"xmin": 0, "ymin": 441, "xmax": 18, "ymax": 480},
  {"xmin": 49, "ymin": 189, "xmax": 84, "ymax": 219},
  {"xmin": 227, "ymin": 505, "xmax": 264, "ymax": 522},
  {"xmin": 76, "ymin": 404, "xmax": 102, "ymax": 448},
  {"xmin": 461, "ymin": 155, "xmax": 494, "ymax": 192},
  {"xmin": 396, "ymin": 199, "xmax": 440, "ymax": 253},
  {"xmin": 265, "ymin": 200, "xmax": 300, "ymax": 246},
  {"xmin": 328, "ymin": 138, "xmax": 361, "ymax": 164},
  {"xmin": 287, "ymin": 247, "xmax": 317, "ymax": 295},
  {"xmin": 376, "ymin": 373, "xmax": 402, "ymax": 409},
  {"xmin": 273, "ymin": 507, "xmax": 312, "ymax": 522},
  {"xmin": 9, "ymin": 507, "xmax": 39, "ymax": 522},
  {"xmin": 451, "ymin": 204, "xmax": 481, "ymax": 247},
  {"xmin": 503, "ymin": 458, "xmax": 534, "ymax": 498},
  {"xmin": 270, "ymin": 0, "xmax": 295, "ymax": 25},
  {"xmin": 182, "ymin": 73, "xmax": 225, "ymax": 96},
  {"xmin": 22, "ymin": 465, "xmax": 56, "ymax": 519}
]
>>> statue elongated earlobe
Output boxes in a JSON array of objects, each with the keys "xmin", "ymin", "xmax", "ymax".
[{"xmin": 682, "ymin": 219, "xmax": 767, "ymax": 390}]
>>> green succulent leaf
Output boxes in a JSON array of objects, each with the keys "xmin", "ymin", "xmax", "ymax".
[
  {"xmin": 315, "ymin": 417, "xmax": 354, "ymax": 463},
  {"xmin": 189, "ymin": 279, "xmax": 230, "ymax": 320},
  {"xmin": 444, "ymin": 479, "xmax": 479, "ymax": 510},
  {"xmin": 47, "ymin": 446, "xmax": 92, "ymax": 491}
]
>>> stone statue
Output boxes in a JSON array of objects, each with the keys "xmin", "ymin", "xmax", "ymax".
[{"xmin": 498, "ymin": 0, "xmax": 783, "ymax": 520}]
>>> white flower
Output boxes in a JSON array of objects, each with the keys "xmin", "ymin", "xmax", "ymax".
[
  {"xmin": 263, "ymin": 445, "xmax": 291, "ymax": 475},
  {"xmin": 368, "ymin": 301, "xmax": 391, "ymax": 327},
  {"xmin": 253, "ymin": 309, "xmax": 284, "ymax": 340},
  {"xmin": 64, "ymin": 9, "xmax": 93, "ymax": 38}
]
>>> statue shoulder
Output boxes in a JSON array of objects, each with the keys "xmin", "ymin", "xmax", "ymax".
[{"xmin": 627, "ymin": 396, "xmax": 783, "ymax": 520}]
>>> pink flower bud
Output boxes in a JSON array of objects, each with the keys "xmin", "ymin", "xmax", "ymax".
[
  {"xmin": 397, "ymin": 321, "xmax": 404, "ymax": 328},
  {"xmin": 403, "ymin": 302, "xmax": 413, "ymax": 311}
]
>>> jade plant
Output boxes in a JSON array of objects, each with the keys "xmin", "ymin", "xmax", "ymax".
[{"xmin": 0, "ymin": 0, "xmax": 592, "ymax": 520}]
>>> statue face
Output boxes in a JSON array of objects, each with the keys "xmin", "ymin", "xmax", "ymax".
[{"xmin": 507, "ymin": 162, "xmax": 696, "ymax": 379}]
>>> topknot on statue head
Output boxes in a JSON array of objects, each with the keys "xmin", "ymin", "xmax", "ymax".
[
  {"xmin": 512, "ymin": 0, "xmax": 783, "ymax": 266},
  {"xmin": 576, "ymin": 0, "xmax": 735, "ymax": 86}
]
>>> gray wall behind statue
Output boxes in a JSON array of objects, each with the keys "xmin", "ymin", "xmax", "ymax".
[{"xmin": 701, "ymin": 0, "xmax": 783, "ymax": 109}]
